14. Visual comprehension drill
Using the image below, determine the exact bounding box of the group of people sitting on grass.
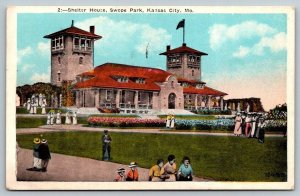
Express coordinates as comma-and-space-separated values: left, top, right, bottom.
46, 110, 77, 125
26, 136, 51, 172
114, 155, 193, 182
234, 111, 267, 143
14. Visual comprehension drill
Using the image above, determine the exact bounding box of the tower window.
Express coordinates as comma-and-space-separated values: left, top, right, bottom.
58, 56, 61, 64
57, 72, 61, 82
52, 36, 64, 50
192, 70, 194, 76
79, 57, 83, 64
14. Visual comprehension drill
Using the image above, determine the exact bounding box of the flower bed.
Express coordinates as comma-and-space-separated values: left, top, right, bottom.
175, 119, 235, 131
88, 117, 166, 127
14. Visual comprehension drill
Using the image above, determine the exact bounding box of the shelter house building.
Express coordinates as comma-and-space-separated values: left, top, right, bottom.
45, 22, 227, 113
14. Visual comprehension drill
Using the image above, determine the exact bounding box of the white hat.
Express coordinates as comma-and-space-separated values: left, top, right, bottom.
129, 162, 137, 168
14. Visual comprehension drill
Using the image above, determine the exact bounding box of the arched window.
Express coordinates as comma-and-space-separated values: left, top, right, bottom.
79, 57, 83, 64
171, 81, 175, 88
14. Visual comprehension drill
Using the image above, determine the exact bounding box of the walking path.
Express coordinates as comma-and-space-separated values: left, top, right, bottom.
17, 148, 209, 182
17, 124, 284, 137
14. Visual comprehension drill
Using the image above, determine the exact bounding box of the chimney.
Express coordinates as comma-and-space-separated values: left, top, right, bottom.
182, 43, 186, 47
90, 26, 95, 34
166, 45, 171, 51
71, 20, 74, 27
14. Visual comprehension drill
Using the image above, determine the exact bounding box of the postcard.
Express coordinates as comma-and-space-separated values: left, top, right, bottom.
6, 6, 295, 190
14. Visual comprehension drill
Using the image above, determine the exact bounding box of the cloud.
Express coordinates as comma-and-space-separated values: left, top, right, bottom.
37, 41, 50, 55
75, 16, 171, 55
232, 32, 287, 57
232, 46, 250, 58
21, 63, 35, 72
17, 46, 33, 63
252, 32, 287, 55
209, 20, 277, 50
30, 72, 50, 83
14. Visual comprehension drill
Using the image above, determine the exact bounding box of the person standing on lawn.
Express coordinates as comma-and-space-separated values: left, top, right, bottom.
114, 168, 126, 182
39, 139, 51, 172
56, 110, 61, 125
245, 113, 252, 137
233, 113, 242, 136
250, 113, 258, 138
163, 154, 177, 181
102, 130, 112, 161
26, 98, 31, 111
126, 162, 139, 181
149, 159, 165, 181
177, 156, 193, 181
41, 99, 46, 114
72, 111, 77, 125
170, 115, 175, 129
258, 117, 266, 143
26, 138, 42, 171
166, 114, 171, 128
65, 111, 71, 124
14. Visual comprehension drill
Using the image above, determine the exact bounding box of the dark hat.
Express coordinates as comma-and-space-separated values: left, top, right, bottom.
117, 168, 125, 173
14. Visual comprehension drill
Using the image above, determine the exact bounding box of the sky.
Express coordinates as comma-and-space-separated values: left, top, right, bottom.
17, 13, 287, 111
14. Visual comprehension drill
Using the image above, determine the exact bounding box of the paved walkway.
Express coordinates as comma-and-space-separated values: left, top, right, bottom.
16, 124, 284, 137
17, 148, 209, 182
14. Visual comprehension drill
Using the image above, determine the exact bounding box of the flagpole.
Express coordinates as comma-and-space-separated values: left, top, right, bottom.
183, 19, 185, 44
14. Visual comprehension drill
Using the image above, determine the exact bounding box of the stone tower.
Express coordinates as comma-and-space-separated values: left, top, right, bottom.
44, 20, 102, 86
160, 43, 208, 81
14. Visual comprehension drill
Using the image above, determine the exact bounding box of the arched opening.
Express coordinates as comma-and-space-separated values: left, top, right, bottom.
168, 93, 176, 109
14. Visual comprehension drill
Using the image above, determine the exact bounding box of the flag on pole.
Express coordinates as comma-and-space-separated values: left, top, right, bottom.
176, 19, 185, 29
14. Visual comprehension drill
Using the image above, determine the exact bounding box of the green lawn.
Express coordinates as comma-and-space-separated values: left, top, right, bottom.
16, 117, 88, 128
17, 131, 287, 182
158, 115, 217, 120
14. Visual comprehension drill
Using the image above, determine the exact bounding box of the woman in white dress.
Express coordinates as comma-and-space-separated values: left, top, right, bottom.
26, 98, 31, 111
72, 111, 77, 125
170, 115, 175, 129
46, 112, 51, 125
250, 114, 258, 138
41, 99, 46, 114
50, 111, 55, 125
233, 113, 242, 136
56, 111, 61, 125
65, 111, 71, 124
29, 99, 34, 114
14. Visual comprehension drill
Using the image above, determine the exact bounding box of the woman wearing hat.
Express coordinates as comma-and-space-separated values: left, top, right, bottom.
233, 113, 242, 136
39, 139, 51, 172
114, 168, 126, 182
177, 156, 193, 181
149, 159, 165, 182
102, 130, 112, 161
126, 162, 139, 181
163, 154, 177, 181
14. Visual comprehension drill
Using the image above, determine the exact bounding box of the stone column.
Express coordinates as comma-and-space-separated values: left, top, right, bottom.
76, 91, 80, 107
134, 90, 139, 109
194, 94, 198, 110
208, 95, 212, 109
220, 96, 224, 111
115, 89, 121, 108
95, 89, 100, 108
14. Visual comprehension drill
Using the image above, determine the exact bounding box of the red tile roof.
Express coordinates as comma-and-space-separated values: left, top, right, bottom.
74, 63, 171, 91
74, 63, 227, 96
183, 86, 227, 96
44, 26, 101, 39
160, 44, 208, 56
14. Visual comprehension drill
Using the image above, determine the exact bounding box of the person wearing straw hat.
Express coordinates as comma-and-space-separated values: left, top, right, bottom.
114, 168, 126, 182
166, 114, 171, 128
39, 138, 51, 172
126, 162, 139, 181
26, 137, 42, 171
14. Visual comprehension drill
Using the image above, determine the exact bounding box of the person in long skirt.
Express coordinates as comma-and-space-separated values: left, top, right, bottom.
149, 159, 165, 181
258, 117, 266, 143
46, 112, 51, 125
170, 115, 175, 129
233, 113, 242, 136
65, 111, 71, 124
33, 99, 38, 114
29, 99, 34, 114
50, 111, 55, 125
26, 98, 31, 111
72, 111, 77, 125
56, 111, 61, 125
255, 117, 264, 138
245, 113, 252, 137
41, 99, 46, 114
166, 114, 171, 128
102, 130, 112, 161
250, 113, 258, 138
163, 154, 177, 181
